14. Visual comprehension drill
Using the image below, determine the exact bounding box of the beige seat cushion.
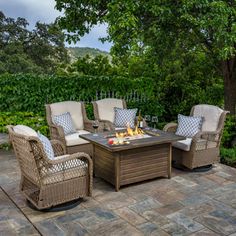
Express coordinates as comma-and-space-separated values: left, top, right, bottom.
193, 105, 223, 132
50, 101, 84, 130
173, 138, 192, 151
13, 125, 38, 137
42, 158, 88, 185
96, 98, 124, 123
65, 130, 90, 146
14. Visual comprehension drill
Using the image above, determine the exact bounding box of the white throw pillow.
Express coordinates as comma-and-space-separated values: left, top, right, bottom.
38, 133, 55, 160
13, 125, 38, 137
176, 114, 203, 137
53, 112, 76, 135
114, 107, 138, 128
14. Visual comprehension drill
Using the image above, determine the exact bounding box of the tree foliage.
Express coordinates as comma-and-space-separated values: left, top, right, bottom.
55, 0, 236, 113
0, 11, 69, 74
57, 54, 115, 76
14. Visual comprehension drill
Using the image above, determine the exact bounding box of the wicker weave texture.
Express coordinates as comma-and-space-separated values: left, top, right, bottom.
7, 125, 93, 210
163, 106, 228, 169
45, 101, 94, 155
92, 99, 127, 131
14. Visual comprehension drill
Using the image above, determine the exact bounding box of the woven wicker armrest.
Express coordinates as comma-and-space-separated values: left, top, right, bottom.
163, 123, 177, 133
84, 120, 105, 132
48, 152, 92, 165
192, 130, 221, 142
49, 124, 65, 139
84, 120, 95, 132
50, 140, 66, 156
99, 120, 115, 131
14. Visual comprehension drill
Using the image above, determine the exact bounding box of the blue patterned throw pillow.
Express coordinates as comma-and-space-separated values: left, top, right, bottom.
114, 108, 138, 128
176, 114, 203, 138
38, 133, 55, 160
53, 112, 76, 135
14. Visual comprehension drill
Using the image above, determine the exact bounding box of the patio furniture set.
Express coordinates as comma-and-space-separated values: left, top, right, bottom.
7, 98, 228, 210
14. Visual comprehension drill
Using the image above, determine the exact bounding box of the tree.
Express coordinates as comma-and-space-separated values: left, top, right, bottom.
0, 11, 69, 74
55, 0, 236, 113
57, 54, 115, 76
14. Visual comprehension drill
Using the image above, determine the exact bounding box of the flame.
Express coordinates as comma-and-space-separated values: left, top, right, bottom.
127, 123, 134, 136
115, 123, 144, 138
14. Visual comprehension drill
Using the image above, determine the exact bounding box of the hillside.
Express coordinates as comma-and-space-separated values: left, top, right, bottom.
67, 47, 110, 61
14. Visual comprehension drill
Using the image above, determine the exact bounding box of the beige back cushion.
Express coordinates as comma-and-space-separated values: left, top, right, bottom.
96, 98, 124, 122
50, 101, 84, 130
13, 125, 38, 137
193, 105, 223, 132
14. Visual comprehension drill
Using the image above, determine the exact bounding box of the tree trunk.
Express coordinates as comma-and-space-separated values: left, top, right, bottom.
222, 58, 236, 114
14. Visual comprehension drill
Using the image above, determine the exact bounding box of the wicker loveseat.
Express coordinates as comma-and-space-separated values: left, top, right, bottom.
46, 101, 93, 155
7, 125, 93, 210
92, 98, 127, 131
164, 104, 228, 169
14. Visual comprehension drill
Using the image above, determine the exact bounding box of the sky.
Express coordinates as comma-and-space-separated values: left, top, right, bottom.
0, 0, 112, 52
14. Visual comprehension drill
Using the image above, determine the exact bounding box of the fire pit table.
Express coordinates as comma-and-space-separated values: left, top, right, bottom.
80, 129, 184, 191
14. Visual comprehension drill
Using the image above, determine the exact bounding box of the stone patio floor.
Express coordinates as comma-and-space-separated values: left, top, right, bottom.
1, 150, 236, 236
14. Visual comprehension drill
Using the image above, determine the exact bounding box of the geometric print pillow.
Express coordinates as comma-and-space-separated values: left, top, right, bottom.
114, 107, 138, 128
52, 112, 76, 135
38, 133, 55, 160
175, 114, 203, 138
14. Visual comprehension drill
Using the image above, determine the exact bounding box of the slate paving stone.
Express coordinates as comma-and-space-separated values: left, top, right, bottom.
161, 221, 191, 236
180, 193, 212, 206
205, 199, 236, 217
35, 219, 65, 236
0, 227, 19, 236
178, 202, 215, 218
2, 150, 236, 236
196, 213, 236, 235
129, 197, 162, 214
155, 202, 184, 216
89, 206, 118, 220
0, 188, 39, 235
88, 218, 143, 236
151, 190, 185, 205
54, 211, 87, 224
189, 228, 221, 235
60, 208, 117, 230
16, 225, 40, 235
205, 173, 230, 185
206, 183, 236, 198
95, 191, 137, 210
61, 222, 90, 236
213, 190, 236, 208
167, 212, 204, 233
209, 210, 236, 225
172, 176, 198, 187
137, 222, 169, 236
21, 206, 66, 223
80, 197, 100, 208
140, 210, 170, 226
186, 176, 219, 192
215, 171, 232, 178
0, 133, 8, 144
114, 207, 147, 225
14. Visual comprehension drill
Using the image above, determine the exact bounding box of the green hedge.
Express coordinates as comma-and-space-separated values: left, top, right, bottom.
0, 112, 48, 135
0, 74, 159, 115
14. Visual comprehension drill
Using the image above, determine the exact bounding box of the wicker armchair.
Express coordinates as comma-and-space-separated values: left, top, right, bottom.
92, 98, 128, 131
163, 105, 228, 169
7, 125, 93, 210
46, 101, 94, 155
